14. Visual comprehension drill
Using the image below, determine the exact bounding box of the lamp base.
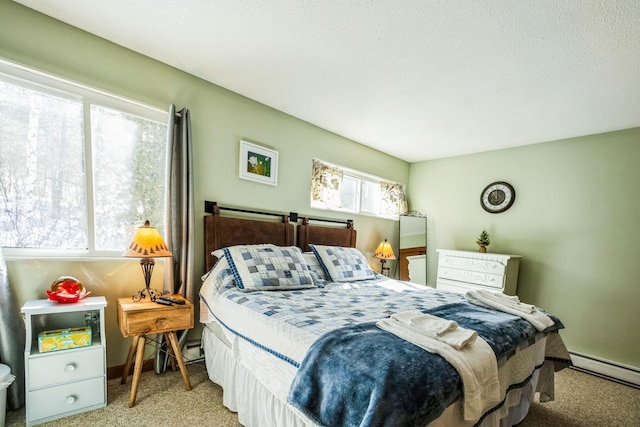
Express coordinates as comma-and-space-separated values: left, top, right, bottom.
132, 286, 163, 302
379, 259, 391, 277
132, 258, 162, 301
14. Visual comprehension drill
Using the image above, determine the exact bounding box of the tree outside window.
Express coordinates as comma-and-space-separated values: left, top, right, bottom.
0, 69, 167, 254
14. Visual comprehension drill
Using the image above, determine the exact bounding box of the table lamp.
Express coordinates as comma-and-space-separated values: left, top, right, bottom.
374, 239, 396, 277
123, 220, 172, 301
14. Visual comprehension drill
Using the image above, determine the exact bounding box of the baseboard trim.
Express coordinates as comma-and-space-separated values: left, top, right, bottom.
107, 358, 155, 381
570, 352, 640, 388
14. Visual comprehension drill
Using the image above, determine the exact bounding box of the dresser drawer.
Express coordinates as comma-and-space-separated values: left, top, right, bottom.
120, 304, 193, 336
28, 376, 105, 422
437, 278, 503, 294
438, 254, 507, 275
438, 266, 505, 289
28, 346, 105, 389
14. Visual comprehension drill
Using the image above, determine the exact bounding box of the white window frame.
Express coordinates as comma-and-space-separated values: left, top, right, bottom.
0, 59, 168, 259
310, 159, 405, 220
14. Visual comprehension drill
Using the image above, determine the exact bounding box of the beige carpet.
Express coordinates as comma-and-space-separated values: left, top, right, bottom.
5, 363, 639, 426
6, 362, 241, 427
519, 368, 640, 427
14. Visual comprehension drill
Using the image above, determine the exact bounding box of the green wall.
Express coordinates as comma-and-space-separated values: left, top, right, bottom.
409, 128, 640, 369
0, 0, 408, 367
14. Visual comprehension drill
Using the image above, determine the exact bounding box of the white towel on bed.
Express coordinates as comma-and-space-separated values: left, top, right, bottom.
377, 318, 501, 421
474, 289, 536, 314
465, 290, 555, 331
391, 310, 458, 335
390, 310, 477, 349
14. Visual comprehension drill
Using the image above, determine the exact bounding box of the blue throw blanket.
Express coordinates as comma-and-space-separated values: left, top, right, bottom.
288, 301, 563, 427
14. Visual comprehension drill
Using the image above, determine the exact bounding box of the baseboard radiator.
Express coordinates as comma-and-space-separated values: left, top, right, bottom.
183, 339, 205, 364
570, 352, 640, 388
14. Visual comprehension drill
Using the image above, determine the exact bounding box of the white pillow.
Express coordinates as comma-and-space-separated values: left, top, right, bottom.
309, 245, 377, 282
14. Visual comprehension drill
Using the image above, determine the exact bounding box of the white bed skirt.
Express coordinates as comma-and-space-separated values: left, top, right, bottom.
202, 324, 552, 427
203, 324, 312, 427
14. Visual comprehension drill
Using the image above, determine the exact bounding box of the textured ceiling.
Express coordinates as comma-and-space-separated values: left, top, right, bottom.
14, 0, 640, 162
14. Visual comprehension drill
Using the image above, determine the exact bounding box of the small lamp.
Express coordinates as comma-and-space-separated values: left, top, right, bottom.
123, 220, 172, 301
374, 239, 396, 277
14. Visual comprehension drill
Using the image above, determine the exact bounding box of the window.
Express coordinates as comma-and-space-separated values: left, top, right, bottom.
0, 61, 168, 256
310, 159, 406, 219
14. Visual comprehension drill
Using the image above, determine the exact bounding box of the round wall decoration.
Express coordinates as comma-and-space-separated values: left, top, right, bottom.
480, 181, 515, 213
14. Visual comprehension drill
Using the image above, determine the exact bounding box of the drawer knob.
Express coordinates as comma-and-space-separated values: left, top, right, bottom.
65, 395, 77, 404
156, 318, 166, 324
64, 363, 76, 372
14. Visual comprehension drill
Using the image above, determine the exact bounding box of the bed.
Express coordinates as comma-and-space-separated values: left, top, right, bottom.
198, 202, 571, 427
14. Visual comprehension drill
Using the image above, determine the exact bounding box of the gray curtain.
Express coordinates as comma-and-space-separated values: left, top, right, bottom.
0, 248, 25, 409
155, 105, 195, 374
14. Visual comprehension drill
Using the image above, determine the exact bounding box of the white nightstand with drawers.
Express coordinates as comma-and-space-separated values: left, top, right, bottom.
21, 296, 107, 426
436, 249, 522, 295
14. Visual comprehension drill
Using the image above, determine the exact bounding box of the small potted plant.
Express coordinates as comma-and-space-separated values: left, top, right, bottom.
476, 229, 490, 253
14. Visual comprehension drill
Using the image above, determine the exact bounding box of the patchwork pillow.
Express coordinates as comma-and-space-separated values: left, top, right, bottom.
201, 255, 235, 292
199, 256, 236, 323
309, 245, 377, 282
212, 244, 275, 260
211, 248, 225, 260
303, 252, 328, 285
223, 245, 315, 292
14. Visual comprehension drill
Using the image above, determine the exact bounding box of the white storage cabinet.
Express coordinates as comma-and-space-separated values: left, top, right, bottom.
22, 296, 107, 426
436, 249, 522, 295
406, 254, 427, 285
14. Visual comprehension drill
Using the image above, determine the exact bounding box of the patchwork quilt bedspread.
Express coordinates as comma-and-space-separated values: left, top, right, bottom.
199, 258, 567, 426
200, 260, 479, 365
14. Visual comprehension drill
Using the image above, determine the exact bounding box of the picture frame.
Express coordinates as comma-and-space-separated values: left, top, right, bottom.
239, 140, 279, 186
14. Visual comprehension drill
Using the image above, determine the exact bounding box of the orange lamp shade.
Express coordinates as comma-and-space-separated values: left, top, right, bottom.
374, 239, 396, 260
123, 220, 172, 258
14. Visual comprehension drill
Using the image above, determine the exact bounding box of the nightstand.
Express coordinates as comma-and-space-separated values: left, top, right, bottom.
117, 295, 194, 407
22, 296, 107, 426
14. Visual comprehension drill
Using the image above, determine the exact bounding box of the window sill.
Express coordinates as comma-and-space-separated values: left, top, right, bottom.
2, 251, 169, 263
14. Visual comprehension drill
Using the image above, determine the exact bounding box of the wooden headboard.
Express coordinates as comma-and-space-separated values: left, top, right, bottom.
203, 201, 357, 272
296, 217, 357, 252
204, 202, 294, 272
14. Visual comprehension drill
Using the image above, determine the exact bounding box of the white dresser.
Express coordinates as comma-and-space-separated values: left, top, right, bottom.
436, 249, 522, 295
22, 296, 107, 426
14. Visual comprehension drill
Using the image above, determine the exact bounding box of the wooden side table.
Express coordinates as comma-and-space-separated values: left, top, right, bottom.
117, 295, 194, 407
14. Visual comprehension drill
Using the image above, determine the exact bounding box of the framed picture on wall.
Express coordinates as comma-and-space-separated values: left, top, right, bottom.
239, 140, 279, 186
